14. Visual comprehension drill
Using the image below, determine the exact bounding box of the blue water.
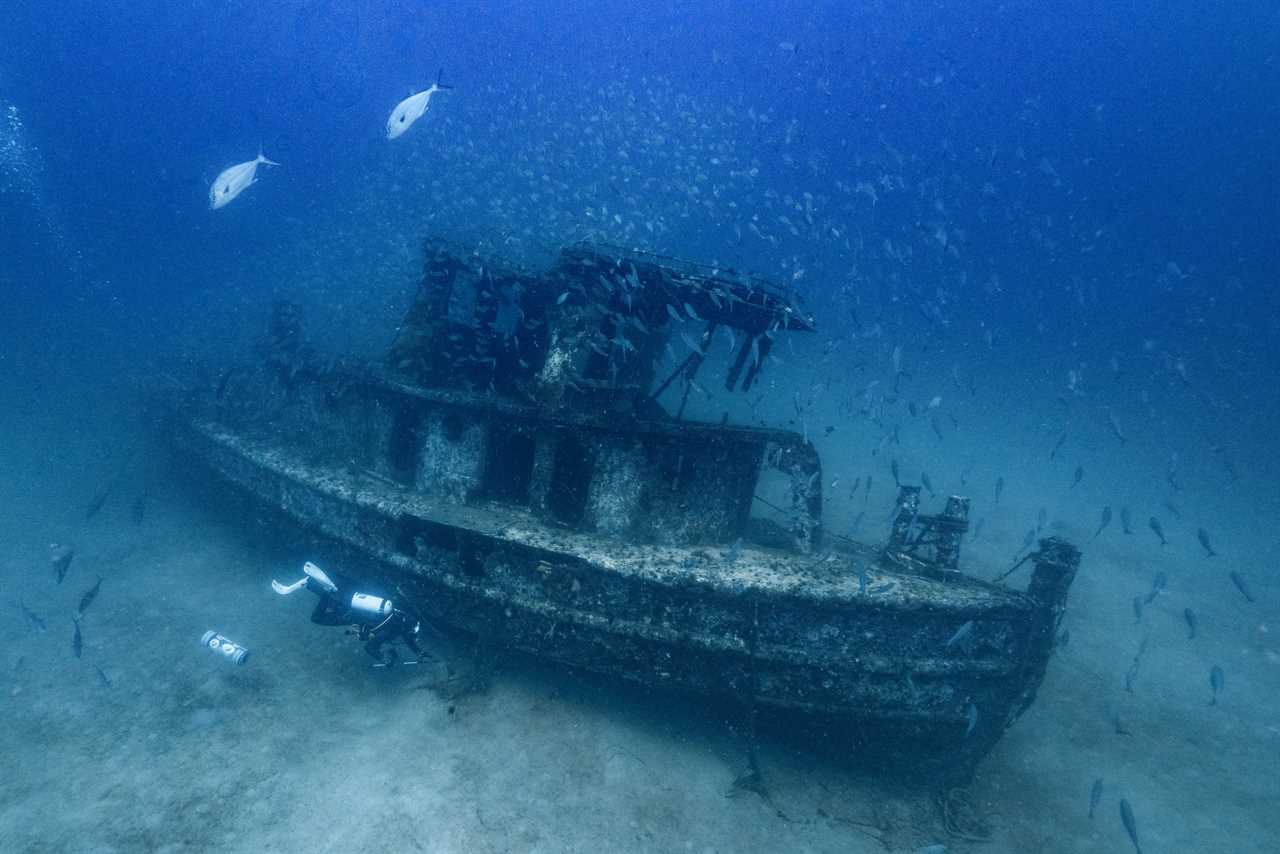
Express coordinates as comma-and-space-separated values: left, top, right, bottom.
2, 2, 1278, 852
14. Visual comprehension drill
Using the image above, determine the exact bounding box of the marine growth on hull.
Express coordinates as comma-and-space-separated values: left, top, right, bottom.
180, 238, 1081, 780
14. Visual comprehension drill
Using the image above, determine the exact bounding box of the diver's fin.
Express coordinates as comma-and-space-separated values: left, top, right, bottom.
271, 577, 308, 595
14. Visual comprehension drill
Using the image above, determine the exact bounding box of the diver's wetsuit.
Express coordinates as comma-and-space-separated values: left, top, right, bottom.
306, 569, 422, 664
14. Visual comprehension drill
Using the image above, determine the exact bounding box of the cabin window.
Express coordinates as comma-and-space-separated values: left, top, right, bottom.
482, 428, 536, 503
547, 436, 594, 527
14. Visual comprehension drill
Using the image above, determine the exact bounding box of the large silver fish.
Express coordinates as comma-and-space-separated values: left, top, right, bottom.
386, 77, 451, 140
209, 152, 279, 210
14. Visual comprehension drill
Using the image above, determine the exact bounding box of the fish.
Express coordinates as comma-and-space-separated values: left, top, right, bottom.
890, 459, 900, 487
71, 616, 82, 659
1143, 571, 1167, 604
963, 703, 978, 738
1093, 505, 1112, 538
1162, 498, 1183, 520
1056, 627, 1070, 649
1049, 430, 1067, 459
386, 73, 451, 140
1209, 665, 1224, 705
85, 480, 113, 519
1229, 571, 1254, 603
1197, 528, 1217, 557
94, 665, 112, 689
215, 366, 236, 398
1089, 778, 1103, 819
77, 576, 103, 617
1147, 516, 1166, 546
1120, 506, 1134, 535
972, 518, 985, 539
1132, 596, 1143, 624
1107, 410, 1128, 445
17, 599, 47, 633
50, 543, 74, 585
1036, 507, 1047, 532
930, 415, 943, 441
209, 152, 279, 209
865, 476, 872, 501
921, 472, 935, 496
1071, 465, 1084, 488
945, 620, 974, 650
1119, 799, 1142, 854
994, 476, 1004, 504
724, 538, 743, 563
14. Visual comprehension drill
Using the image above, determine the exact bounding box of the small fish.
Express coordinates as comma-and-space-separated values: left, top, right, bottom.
1197, 528, 1217, 557
1056, 627, 1070, 649
1094, 505, 1112, 539
1071, 465, 1084, 488
94, 665, 112, 689
724, 538, 743, 563
85, 480, 113, 519
1107, 410, 1128, 445
209, 152, 280, 209
1036, 507, 1047, 532
1209, 665, 1224, 705
1089, 778, 1103, 819
963, 703, 978, 738
17, 599, 47, 633
1143, 571, 1167, 604
683, 302, 701, 321
214, 366, 236, 398
1132, 596, 1143, 624
386, 73, 451, 140
1229, 571, 1254, 603
1183, 607, 1198, 639
945, 620, 974, 650
1120, 506, 1134, 535
50, 543, 74, 585
921, 472, 935, 496
930, 415, 944, 441
1147, 516, 1166, 546
1162, 498, 1183, 520
77, 576, 103, 617
1049, 430, 1068, 459
994, 476, 1004, 504
71, 616, 82, 659
665, 303, 683, 322
891, 459, 900, 487
972, 518, 985, 538
1020, 528, 1036, 553
1119, 799, 1142, 854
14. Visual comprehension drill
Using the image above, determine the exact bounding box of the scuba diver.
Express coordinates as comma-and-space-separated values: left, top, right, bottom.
272, 561, 425, 666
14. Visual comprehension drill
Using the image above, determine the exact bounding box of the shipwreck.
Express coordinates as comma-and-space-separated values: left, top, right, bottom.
174, 238, 1080, 779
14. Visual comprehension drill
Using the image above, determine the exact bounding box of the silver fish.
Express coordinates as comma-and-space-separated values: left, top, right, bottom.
1089, 778, 1103, 819
1209, 665, 1224, 705
1119, 799, 1142, 854
386, 82, 449, 140
1120, 506, 1134, 535
1229, 571, 1254, 603
1183, 608, 1198, 639
1093, 505, 1112, 539
1197, 528, 1217, 557
1147, 516, 1166, 546
209, 152, 279, 210
945, 620, 974, 650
